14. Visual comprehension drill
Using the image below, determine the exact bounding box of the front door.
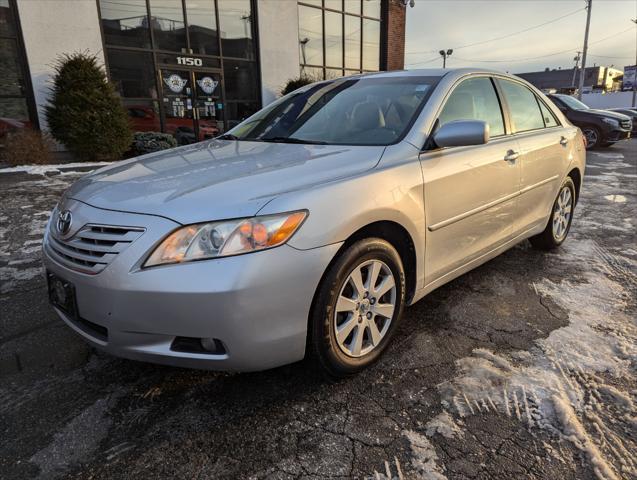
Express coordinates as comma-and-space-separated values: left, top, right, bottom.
159, 69, 224, 144
420, 76, 521, 285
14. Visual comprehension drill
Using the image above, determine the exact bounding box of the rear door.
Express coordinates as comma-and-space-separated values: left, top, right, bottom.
496, 79, 574, 235
420, 76, 521, 284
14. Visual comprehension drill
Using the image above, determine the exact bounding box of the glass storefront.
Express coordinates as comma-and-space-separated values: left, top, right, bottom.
0, 0, 36, 136
98, 0, 261, 144
298, 0, 381, 80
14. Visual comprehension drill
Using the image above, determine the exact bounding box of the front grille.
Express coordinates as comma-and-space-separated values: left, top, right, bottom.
46, 224, 144, 274
620, 120, 631, 130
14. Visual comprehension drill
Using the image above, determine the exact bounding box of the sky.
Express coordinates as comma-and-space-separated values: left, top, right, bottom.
405, 0, 636, 73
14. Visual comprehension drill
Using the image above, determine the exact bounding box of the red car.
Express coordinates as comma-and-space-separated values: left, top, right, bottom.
127, 106, 219, 144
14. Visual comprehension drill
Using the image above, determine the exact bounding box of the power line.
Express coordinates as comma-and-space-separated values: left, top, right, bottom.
415, 26, 635, 65
405, 6, 585, 56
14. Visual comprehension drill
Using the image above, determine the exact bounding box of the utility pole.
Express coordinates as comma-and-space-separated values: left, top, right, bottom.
577, 0, 592, 100
439, 49, 453, 68
571, 52, 581, 88
631, 18, 637, 107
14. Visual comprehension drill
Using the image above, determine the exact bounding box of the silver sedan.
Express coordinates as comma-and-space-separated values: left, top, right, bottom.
43, 68, 586, 376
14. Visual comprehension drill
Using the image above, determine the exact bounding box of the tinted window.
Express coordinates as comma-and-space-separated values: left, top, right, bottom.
99, 0, 151, 48
186, 0, 219, 56
218, 0, 254, 59
223, 60, 258, 100
229, 76, 439, 146
499, 80, 545, 132
362, 18, 380, 71
299, 5, 323, 66
149, 0, 187, 52
344, 15, 361, 70
438, 77, 505, 137
538, 101, 559, 128
107, 50, 158, 98
325, 10, 343, 68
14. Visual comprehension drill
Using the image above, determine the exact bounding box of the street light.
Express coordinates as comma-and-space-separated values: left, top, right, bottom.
439, 49, 453, 68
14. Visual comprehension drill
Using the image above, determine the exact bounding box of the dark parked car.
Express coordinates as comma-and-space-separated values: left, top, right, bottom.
547, 94, 631, 149
608, 108, 637, 134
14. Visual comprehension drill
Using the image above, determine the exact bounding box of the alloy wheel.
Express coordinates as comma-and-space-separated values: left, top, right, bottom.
552, 186, 573, 241
333, 260, 397, 358
582, 128, 598, 148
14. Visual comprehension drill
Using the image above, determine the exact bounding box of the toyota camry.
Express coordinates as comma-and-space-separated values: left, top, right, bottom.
43, 68, 586, 376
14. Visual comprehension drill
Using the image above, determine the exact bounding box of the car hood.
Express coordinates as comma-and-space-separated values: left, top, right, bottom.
583, 109, 631, 121
66, 140, 385, 225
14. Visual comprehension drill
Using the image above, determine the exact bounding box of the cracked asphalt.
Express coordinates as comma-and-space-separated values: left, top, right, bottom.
1, 140, 635, 479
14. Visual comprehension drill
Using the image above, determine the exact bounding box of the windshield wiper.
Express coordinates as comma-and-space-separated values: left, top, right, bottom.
217, 133, 239, 140
260, 136, 327, 145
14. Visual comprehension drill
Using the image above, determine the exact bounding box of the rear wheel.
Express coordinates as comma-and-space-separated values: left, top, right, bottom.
581, 126, 601, 150
530, 177, 576, 250
309, 238, 405, 377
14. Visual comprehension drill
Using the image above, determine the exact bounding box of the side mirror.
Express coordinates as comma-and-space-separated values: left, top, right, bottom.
432, 120, 489, 148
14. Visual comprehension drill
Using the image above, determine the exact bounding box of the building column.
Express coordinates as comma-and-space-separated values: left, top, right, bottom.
381, 0, 406, 71
256, 0, 301, 106
15, 0, 105, 131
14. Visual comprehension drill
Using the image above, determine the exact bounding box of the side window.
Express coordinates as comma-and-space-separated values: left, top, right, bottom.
499, 80, 545, 132
538, 100, 559, 128
438, 77, 505, 137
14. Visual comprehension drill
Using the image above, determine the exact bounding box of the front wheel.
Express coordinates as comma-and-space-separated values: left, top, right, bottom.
529, 177, 576, 250
309, 238, 405, 377
581, 126, 601, 150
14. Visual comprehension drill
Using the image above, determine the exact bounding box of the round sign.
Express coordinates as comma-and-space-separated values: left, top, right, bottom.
197, 76, 219, 95
163, 74, 188, 94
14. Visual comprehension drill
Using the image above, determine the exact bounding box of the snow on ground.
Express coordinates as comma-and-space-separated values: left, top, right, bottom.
433, 237, 636, 480
0, 162, 112, 175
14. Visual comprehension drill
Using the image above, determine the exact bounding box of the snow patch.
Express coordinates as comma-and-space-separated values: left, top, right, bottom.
603, 194, 627, 203
435, 239, 637, 480
402, 430, 448, 480
425, 411, 463, 439
0, 161, 112, 175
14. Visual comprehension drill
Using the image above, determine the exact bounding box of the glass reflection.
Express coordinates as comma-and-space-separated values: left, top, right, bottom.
344, 14, 360, 70
99, 0, 150, 48
186, 0, 219, 56
299, 5, 323, 66
218, 0, 254, 59
149, 0, 187, 52
325, 11, 343, 68
362, 18, 379, 70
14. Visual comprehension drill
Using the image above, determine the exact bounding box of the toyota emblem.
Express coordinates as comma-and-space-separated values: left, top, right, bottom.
56, 210, 72, 236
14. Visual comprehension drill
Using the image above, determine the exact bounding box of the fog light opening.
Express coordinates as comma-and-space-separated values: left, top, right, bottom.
170, 336, 226, 355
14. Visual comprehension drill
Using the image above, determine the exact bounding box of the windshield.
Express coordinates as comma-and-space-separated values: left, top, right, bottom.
226, 76, 440, 146
555, 95, 589, 110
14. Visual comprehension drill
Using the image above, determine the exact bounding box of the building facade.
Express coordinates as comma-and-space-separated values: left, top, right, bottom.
1, 0, 406, 143
517, 66, 624, 94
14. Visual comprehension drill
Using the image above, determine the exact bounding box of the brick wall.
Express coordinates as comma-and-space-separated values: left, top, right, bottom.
382, 0, 406, 71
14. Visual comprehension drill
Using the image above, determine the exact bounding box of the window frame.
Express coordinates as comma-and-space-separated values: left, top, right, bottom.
95, 0, 262, 132
494, 77, 560, 134
298, 0, 381, 80
0, 0, 38, 128
426, 74, 509, 151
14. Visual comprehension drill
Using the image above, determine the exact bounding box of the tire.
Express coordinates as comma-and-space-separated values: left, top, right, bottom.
529, 177, 576, 251
309, 238, 406, 377
581, 126, 601, 150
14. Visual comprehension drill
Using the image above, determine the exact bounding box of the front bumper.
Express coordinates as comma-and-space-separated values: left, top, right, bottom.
43, 200, 341, 371
605, 128, 631, 143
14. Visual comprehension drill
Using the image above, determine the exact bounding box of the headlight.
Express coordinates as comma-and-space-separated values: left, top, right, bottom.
144, 211, 307, 267
602, 118, 619, 128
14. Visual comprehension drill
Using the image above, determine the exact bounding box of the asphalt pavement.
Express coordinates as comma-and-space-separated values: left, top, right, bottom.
1, 140, 635, 480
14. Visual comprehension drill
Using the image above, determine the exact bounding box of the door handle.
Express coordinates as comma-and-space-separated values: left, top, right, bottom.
504, 150, 519, 162
560, 136, 569, 146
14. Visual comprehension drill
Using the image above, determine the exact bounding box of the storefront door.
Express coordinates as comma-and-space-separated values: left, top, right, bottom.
159, 68, 224, 144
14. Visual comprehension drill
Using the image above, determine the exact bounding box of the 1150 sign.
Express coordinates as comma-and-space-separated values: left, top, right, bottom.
177, 56, 203, 67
